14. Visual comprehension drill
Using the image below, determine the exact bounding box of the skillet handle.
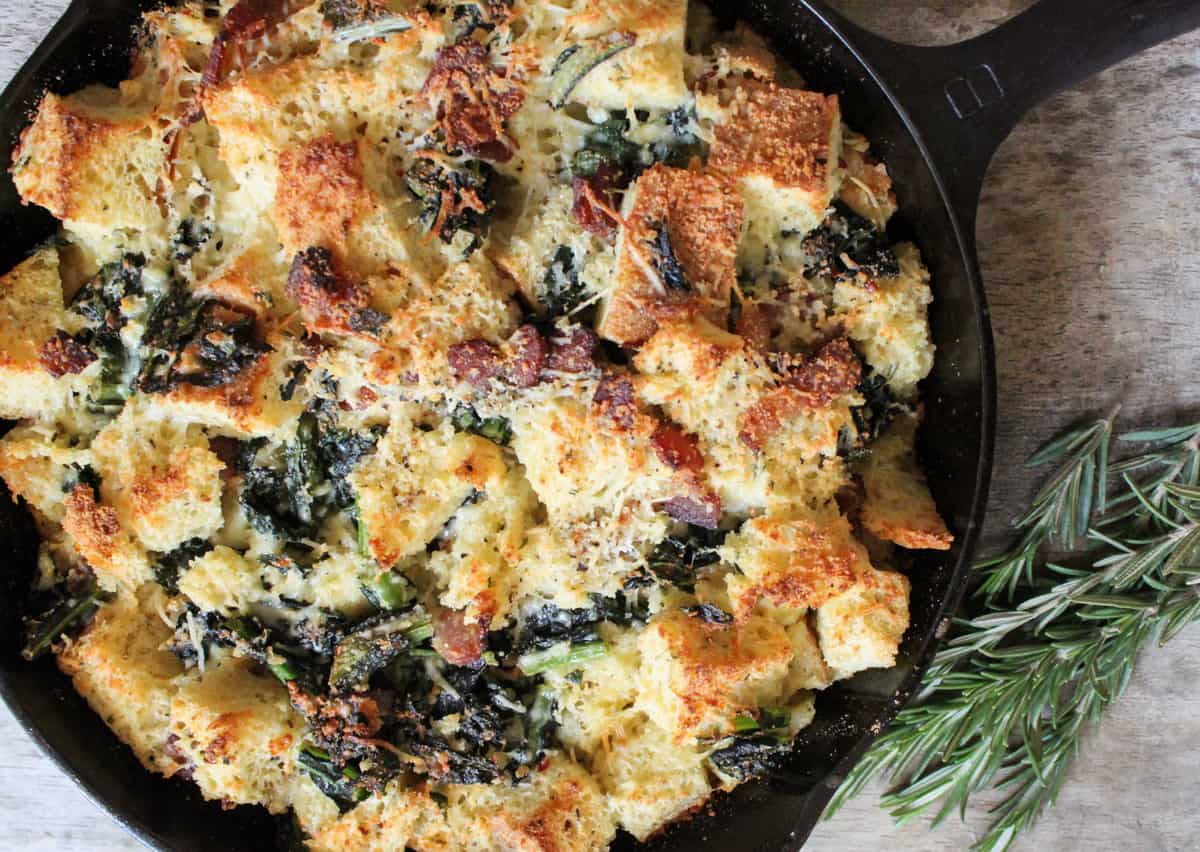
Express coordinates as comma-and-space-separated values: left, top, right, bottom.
817, 0, 1200, 226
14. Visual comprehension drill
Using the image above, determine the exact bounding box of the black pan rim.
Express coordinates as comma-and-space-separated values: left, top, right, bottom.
0, 0, 997, 847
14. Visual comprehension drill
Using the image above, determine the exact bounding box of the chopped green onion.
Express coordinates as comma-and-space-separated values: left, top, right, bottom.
301, 743, 332, 761
270, 661, 297, 683
363, 570, 412, 610
355, 493, 370, 559
21, 588, 110, 661
517, 640, 607, 675
733, 714, 760, 734
404, 621, 435, 644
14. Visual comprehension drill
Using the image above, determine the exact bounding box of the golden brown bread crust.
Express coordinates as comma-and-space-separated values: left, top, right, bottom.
61, 484, 150, 591
861, 413, 954, 551
707, 79, 840, 197
273, 136, 372, 263
601, 164, 743, 346
722, 510, 861, 621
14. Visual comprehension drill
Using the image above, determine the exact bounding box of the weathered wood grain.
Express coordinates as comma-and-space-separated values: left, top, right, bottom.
1, 1, 1199, 850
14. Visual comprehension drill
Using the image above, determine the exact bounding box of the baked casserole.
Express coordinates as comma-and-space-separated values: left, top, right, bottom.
0, 0, 952, 847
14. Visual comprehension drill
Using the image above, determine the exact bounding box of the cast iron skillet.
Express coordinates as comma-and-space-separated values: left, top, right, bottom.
0, 0, 1198, 849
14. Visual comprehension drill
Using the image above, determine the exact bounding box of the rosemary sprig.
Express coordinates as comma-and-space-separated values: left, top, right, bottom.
824, 415, 1200, 851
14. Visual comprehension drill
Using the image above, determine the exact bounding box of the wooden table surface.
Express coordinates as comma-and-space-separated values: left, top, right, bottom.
2, 1, 1199, 849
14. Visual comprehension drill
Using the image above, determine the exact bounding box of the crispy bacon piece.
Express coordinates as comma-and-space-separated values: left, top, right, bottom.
651, 422, 705, 472
572, 162, 624, 237
186, 0, 308, 123
422, 40, 524, 161
592, 374, 637, 429
500, 324, 547, 388
545, 325, 599, 374
39, 331, 96, 377
650, 419, 721, 528
739, 337, 862, 451
431, 608, 487, 667
659, 491, 721, 530
448, 323, 547, 390
447, 339, 504, 389
777, 336, 861, 401
287, 247, 385, 337
735, 302, 773, 352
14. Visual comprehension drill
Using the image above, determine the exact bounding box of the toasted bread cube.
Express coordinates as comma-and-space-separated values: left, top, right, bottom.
56, 586, 184, 775
541, 624, 643, 753
286, 775, 343, 845
634, 318, 852, 513
509, 393, 672, 546
177, 545, 263, 614
90, 402, 225, 553
816, 564, 910, 679
513, 525, 631, 611
593, 714, 712, 841
272, 133, 363, 255
442, 753, 617, 851
350, 412, 506, 566
599, 164, 743, 346
201, 58, 365, 212
168, 655, 305, 812
784, 616, 833, 693
0, 420, 92, 522
11, 91, 167, 231
550, 0, 688, 111
62, 483, 152, 592
720, 508, 863, 621
179, 543, 376, 617
636, 608, 793, 742
860, 413, 953, 551
0, 247, 94, 419
833, 243, 935, 399
426, 459, 540, 628
272, 135, 421, 278
202, 35, 435, 213
706, 79, 841, 244
306, 783, 446, 852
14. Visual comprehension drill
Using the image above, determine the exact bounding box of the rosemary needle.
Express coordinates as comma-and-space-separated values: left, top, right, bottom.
824, 414, 1200, 852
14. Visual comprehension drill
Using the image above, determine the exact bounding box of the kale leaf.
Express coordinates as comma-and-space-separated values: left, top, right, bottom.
405, 157, 497, 253
450, 403, 512, 446
708, 734, 792, 783
152, 538, 213, 594
643, 528, 725, 592
237, 412, 380, 539
541, 244, 588, 318
138, 280, 270, 394
69, 253, 147, 408
647, 221, 691, 292
802, 201, 899, 283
